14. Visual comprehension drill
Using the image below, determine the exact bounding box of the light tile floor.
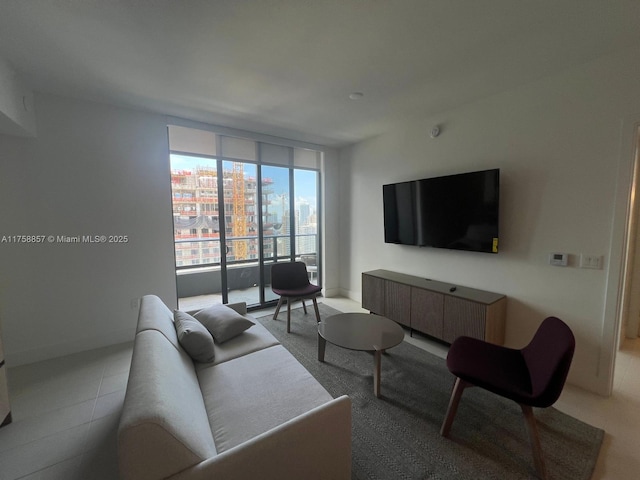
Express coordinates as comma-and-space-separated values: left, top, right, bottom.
0, 342, 132, 479
1, 296, 639, 479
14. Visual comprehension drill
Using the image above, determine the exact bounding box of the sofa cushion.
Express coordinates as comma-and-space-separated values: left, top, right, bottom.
197, 345, 334, 453
194, 304, 255, 343
174, 310, 215, 363
118, 330, 216, 480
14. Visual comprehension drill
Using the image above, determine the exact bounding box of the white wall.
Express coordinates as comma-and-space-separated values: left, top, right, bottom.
321, 147, 341, 298
0, 57, 35, 137
337, 45, 640, 395
0, 94, 177, 365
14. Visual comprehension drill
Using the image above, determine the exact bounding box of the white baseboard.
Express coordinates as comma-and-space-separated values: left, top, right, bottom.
323, 288, 341, 297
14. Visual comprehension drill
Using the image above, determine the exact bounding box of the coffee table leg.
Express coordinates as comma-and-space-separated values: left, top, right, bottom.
374, 349, 382, 397
318, 333, 326, 362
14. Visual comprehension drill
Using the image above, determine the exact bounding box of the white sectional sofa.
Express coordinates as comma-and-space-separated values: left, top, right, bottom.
117, 295, 352, 480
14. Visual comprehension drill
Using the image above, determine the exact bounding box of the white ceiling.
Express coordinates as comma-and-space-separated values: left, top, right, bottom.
1, 1, 638, 147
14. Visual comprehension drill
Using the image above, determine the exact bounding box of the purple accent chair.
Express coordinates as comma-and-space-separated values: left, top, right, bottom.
440, 316, 575, 480
271, 261, 322, 333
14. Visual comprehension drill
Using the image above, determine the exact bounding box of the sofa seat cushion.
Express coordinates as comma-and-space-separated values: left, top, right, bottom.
197, 345, 333, 453
195, 319, 279, 367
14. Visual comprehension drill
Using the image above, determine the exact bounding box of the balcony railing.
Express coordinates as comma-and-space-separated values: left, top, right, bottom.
175, 233, 317, 270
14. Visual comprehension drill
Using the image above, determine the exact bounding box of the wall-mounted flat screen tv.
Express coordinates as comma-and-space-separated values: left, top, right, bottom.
383, 168, 500, 253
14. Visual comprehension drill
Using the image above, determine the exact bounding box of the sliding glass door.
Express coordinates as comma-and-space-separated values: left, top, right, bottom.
171, 154, 224, 310
168, 126, 321, 311
221, 160, 261, 305
294, 169, 320, 286
261, 165, 292, 304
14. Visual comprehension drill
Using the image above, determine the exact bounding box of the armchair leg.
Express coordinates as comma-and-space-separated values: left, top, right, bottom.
312, 297, 321, 323
286, 299, 292, 333
521, 404, 548, 480
440, 377, 469, 437
273, 297, 284, 320
301, 299, 308, 314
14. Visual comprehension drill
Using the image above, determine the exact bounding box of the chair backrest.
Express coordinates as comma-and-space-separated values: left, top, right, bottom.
521, 316, 575, 407
271, 261, 311, 290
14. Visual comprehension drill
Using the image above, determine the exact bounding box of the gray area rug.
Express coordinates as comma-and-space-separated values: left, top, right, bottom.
256, 303, 604, 480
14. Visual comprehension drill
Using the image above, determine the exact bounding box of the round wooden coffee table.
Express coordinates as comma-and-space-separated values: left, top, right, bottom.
317, 312, 405, 397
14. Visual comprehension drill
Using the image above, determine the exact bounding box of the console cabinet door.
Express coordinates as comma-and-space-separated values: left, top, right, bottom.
384, 281, 411, 327
443, 296, 486, 343
411, 288, 444, 338
362, 274, 385, 315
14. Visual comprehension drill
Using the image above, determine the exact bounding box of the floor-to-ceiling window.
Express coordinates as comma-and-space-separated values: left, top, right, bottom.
167, 125, 322, 310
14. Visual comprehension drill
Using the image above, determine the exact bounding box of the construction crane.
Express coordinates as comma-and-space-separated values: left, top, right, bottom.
232, 162, 248, 260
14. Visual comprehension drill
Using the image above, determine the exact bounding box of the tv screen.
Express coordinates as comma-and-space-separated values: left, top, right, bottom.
383, 169, 499, 253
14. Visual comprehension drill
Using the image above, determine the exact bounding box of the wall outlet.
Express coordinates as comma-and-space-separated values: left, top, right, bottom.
130, 298, 140, 310
579, 254, 603, 269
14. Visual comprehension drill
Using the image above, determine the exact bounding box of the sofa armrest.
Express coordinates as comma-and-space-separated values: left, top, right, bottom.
168, 395, 351, 480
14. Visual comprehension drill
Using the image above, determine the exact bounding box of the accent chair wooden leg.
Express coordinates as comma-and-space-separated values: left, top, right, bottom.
273, 297, 284, 320
520, 404, 548, 480
312, 297, 321, 323
302, 298, 308, 314
440, 377, 468, 437
286, 298, 292, 333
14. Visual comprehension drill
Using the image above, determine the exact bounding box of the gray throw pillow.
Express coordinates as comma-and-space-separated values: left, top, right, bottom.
194, 304, 255, 343
173, 310, 215, 363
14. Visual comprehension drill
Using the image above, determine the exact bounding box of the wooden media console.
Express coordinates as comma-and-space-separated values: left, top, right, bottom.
362, 269, 506, 345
